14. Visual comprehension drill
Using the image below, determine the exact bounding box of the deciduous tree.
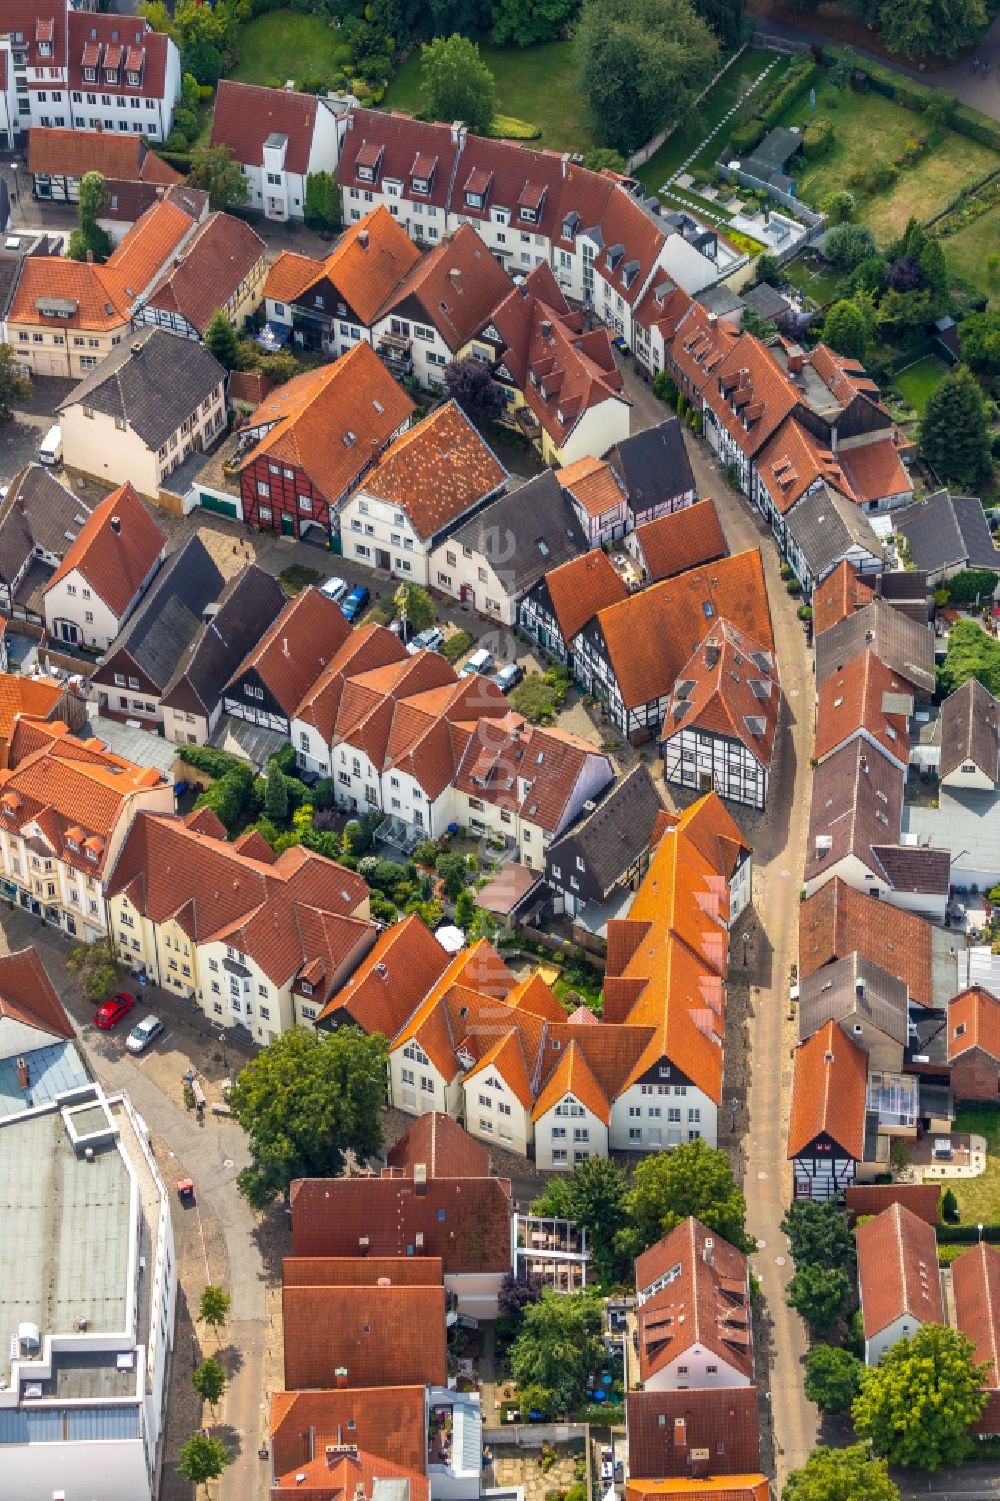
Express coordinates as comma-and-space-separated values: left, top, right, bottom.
823, 223, 877, 271
509, 1289, 604, 1415
785, 1263, 851, 1334
780, 1200, 855, 1271
420, 35, 495, 136
192, 1356, 227, 1414
822, 299, 869, 359
959, 309, 1000, 374
803, 1342, 864, 1412
68, 171, 113, 263
67, 935, 119, 1001
782, 1444, 899, 1501
177, 1432, 233, 1491
304, 171, 341, 231
187, 143, 251, 211
532, 1156, 629, 1284
0, 344, 31, 421
198, 1285, 231, 1336
616, 1139, 750, 1257
852, 1324, 988, 1469
443, 356, 504, 428
492, 0, 581, 47
204, 309, 239, 371
920, 364, 993, 490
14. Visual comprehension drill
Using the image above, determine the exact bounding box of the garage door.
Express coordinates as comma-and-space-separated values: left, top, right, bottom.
34, 352, 67, 377
199, 492, 238, 520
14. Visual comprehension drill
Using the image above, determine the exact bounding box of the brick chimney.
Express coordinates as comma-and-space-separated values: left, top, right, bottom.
414, 1162, 427, 1196
16, 1056, 29, 1090
335, 1367, 348, 1389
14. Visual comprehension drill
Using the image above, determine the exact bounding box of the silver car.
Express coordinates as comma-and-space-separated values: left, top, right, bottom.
125, 1014, 163, 1055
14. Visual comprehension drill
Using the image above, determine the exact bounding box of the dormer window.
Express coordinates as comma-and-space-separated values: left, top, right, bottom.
411, 176, 429, 195
466, 191, 482, 209
520, 207, 537, 224
358, 166, 374, 183
39, 41, 51, 56
86, 848, 98, 863
106, 69, 118, 84
300, 981, 313, 996
127, 69, 140, 85
84, 67, 95, 81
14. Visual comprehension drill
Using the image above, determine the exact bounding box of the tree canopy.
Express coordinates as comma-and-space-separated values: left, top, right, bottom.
304, 172, 341, 232
443, 355, 505, 427
939, 619, 1000, 697
822, 299, 869, 360
228, 1027, 387, 1206
782, 1444, 899, 1501
187, 143, 251, 211
780, 1200, 855, 1272
420, 35, 495, 135
786, 1262, 852, 1335
575, 0, 718, 155
617, 1139, 750, 1257
874, 0, 986, 59
920, 364, 994, 491
852, 1324, 988, 1469
492, 0, 580, 46
803, 1342, 864, 1412
177, 1431, 233, 1488
192, 1356, 227, 1412
959, 309, 1000, 374
68, 171, 113, 264
204, 309, 239, 371
532, 1156, 630, 1284
0, 344, 31, 422
509, 1288, 605, 1415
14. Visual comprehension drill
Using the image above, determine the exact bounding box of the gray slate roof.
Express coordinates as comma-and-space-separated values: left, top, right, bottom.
895, 490, 1000, 576
784, 482, 886, 579
605, 418, 695, 517
160, 563, 287, 719
58, 326, 225, 451
799, 952, 910, 1047
545, 763, 663, 897
447, 472, 587, 597
95, 535, 224, 693
815, 600, 935, 695
0, 465, 90, 586
939, 677, 1000, 782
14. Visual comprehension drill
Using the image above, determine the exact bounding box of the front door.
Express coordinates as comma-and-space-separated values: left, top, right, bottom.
376, 548, 390, 570
461, 584, 475, 608
58, 621, 79, 645
281, 513, 295, 538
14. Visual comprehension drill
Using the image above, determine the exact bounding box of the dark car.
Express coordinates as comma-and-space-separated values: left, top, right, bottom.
94, 992, 136, 1030
492, 663, 524, 694
341, 585, 370, 622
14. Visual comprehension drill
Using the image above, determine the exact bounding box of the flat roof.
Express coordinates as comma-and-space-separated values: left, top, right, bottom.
903, 786, 1000, 876
0, 1037, 87, 1118
86, 715, 181, 777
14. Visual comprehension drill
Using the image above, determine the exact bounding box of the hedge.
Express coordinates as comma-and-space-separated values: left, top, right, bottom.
823, 47, 1000, 153
802, 117, 834, 159
730, 118, 766, 156
936, 1223, 1000, 1243
178, 745, 249, 780
490, 113, 541, 141
758, 57, 818, 131
155, 148, 194, 172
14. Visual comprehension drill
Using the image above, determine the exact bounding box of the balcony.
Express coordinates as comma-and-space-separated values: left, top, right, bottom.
376, 332, 414, 376
515, 407, 542, 440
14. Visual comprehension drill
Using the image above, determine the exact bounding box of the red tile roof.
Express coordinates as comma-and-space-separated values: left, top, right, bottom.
0, 945, 74, 1041
272, 1437, 430, 1501
237, 343, 415, 506
633, 500, 727, 582
844, 1184, 942, 1226
543, 548, 628, 644
103, 198, 197, 302
556, 456, 626, 522
228, 586, 352, 718
668, 305, 740, 399
317, 915, 451, 1034
0, 673, 65, 757
361, 401, 506, 540
44, 481, 164, 618
662, 620, 778, 769
270, 1387, 428, 1480
142, 210, 266, 336
4, 2, 67, 70
626, 1389, 761, 1480
283, 1256, 444, 1287
634, 1217, 752, 1385
787, 1020, 867, 1160
212, 79, 342, 176
857, 1203, 943, 1341
952, 1243, 1000, 1406
756, 417, 855, 514
67, 15, 169, 99
8, 255, 132, 333
228, 370, 275, 409
283, 1282, 447, 1390
703, 334, 800, 460
814, 650, 912, 766
811, 560, 876, 637
339, 112, 461, 214
838, 437, 913, 507
376, 222, 514, 352
27, 127, 182, 185
948, 986, 1000, 1064
450, 133, 566, 244
386, 1110, 491, 1179
798, 878, 936, 1006
626, 1481, 768, 1501
265, 207, 420, 327
452, 712, 608, 834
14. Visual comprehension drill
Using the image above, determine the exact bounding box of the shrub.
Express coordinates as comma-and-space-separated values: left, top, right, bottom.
490, 114, 541, 140
941, 1187, 960, 1223
802, 116, 834, 159
730, 117, 765, 155
442, 630, 474, 664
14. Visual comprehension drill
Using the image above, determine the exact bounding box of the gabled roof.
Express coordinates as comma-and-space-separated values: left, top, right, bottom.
798, 878, 937, 1007
211, 79, 341, 176
338, 111, 462, 214
805, 740, 904, 886
857, 1203, 943, 1340
531, 1038, 611, 1124
264, 206, 421, 327
662, 620, 778, 770
26, 126, 182, 186
0, 465, 90, 587
556, 456, 626, 522
605, 418, 695, 517
814, 651, 912, 767
43, 481, 164, 617
590, 549, 773, 712
542, 547, 628, 644
446, 470, 588, 597
756, 418, 855, 515
787, 1020, 867, 1159
948, 986, 1000, 1064
282, 1281, 447, 1391
546, 763, 663, 900
236, 343, 415, 505
625, 1479, 768, 1501
845, 1183, 946, 1226
8, 254, 133, 333
386, 1109, 491, 1179
227, 587, 352, 718
783, 481, 886, 577
160, 564, 287, 720
634, 1217, 752, 1385
668, 303, 740, 397
272, 1436, 430, 1501
293, 624, 408, 745
952, 1243, 1000, 1393
449, 132, 566, 244
270, 1387, 427, 1480
59, 325, 225, 452
940, 677, 1000, 782
376, 221, 513, 350
66, 14, 171, 99
0, 946, 74, 1042
283, 1256, 445, 1287
0, 673, 65, 763
838, 437, 913, 508
626, 1389, 761, 1480
141, 210, 266, 336
451, 711, 610, 834
359, 401, 506, 540
632, 500, 727, 583
702, 333, 800, 460
317, 914, 451, 1035
811, 560, 875, 636
814, 601, 935, 696
671, 793, 751, 881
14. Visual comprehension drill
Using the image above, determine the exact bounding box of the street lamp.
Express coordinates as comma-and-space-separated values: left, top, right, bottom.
979, 1223, 985, 1243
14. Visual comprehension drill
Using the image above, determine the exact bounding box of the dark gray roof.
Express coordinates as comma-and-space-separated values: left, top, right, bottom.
741, 283, 792, 322
604, 418, 695, 517
96, 535, 224, 693
447, 472, 587, 597
799, 952, 909, 1046
784, 483, 885, 578
895, 490, 1000, 575
815, 600, 935, 695
870, 844, 951, 895
694, 284, 743, 318
160, 563, 287, 719
742, 126, 802, 176
545, 763, 663, 896
0, 466, 91, 586
939, 677, 1000, 782
58, 326, 225, 451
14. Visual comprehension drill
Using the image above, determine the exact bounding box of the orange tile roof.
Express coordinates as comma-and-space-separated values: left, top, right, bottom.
671, 789, 751, 882
0, 673, 64, 753
668, 304, 740, 397
811, 560, 875, 636
634, 1217, 752, 1386
556, 456, 626, 521
103, 197, 196, 301
531, 1038, 611, 1124
238, 343, 415, 506
230, 586, 353, 717
593, 549, 773, 712
0, 945, 74, 1041
143, 210, 266, 336
294, 624, 408, 743
267, 206, 420, 327
815, 650, 911, 766
633, 277, 695, 345
952, 1243, 1000, 1391
385, 1110, 491, 1178
662, 620, 778, 769
626, 1480, 768, 1501
282, 1283, 447, 1390
838, 437, 913, 506
360, 401, 506, 540
316, 914, 451, 1032
948, 986, 1000, 1064
375, 221, 513, 351
272, 1438, 430, 1500
756, 417, 856, 514
452, 712, 608, 834
264, 249, 323, 305
798, 877, 935, 1006
44, 481, 164, 618
8, 255, 132, 333
26, 126, 182, 185
283, 1256, 444, 1287
857, 1203, 943, 1340
463, 1027, 535, 1108
543, 548, 628, 644
787, 1020, 867, 1160
633, 500, 727, 582
845, 1184, 942, 1226
504, 971, 566, 1024
703, 334, 800, 460
270, 1387, 428, 1480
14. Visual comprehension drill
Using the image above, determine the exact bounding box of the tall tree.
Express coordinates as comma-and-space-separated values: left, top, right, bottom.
616, 1139, 750, 1257
68, 171, 113, 263
192, 1356, 227, 1415
420, 35, 495, 137
187, 143, 251, 212
852, 1324, 988, 1469
0, 344, 31, 421
198, 1285, 231, 1337
786, 1263, 852, 1335
780, 1200, 855, 1272
492, 0, 581, 45
532, 1156, 630, 1284
177, 1432, 233, 1491
875, 0, 986, 59
959, 309, 1000, 374
443, 356, 504, 427
228, 1027, 387, 1206
824, 223, 877, 271
304, 172, 341, 231
782, 1444, 899, 1501
803, 1342, 864, 1412
263, 757, 290, 824
509, 1289, 604, 1415
575, 0, 718, 155
821, 299, 869, 360
690, 0, 743, 48
920, 364, 993, 491
204, 309, 239, 371
394, 582, 435, 635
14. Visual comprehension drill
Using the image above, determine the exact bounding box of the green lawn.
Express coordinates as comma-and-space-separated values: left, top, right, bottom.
633, 47, 786, 196
383, 41, 594, 155
939, 1107, 1000, 1224
892, 355, 949, 417
943, 201, 1000, 307
774, 87, 998, 244
228, 11, 344, 88
782, 250, 847, 308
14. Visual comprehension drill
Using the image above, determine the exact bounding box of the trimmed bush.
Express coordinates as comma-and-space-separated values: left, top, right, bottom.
730, 117, 765, 156
758, 58, 818, 131
802, 116, 834, 159
490, 114, 541, 140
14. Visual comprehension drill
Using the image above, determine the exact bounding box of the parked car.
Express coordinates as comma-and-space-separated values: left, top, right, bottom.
460, 647, 494, 678
320, 575, 348, 602
125, 1014, 164, 1055
94, 992, 135, 1030
492, 662, 524, 694
341, 585, 370, 622
407, 626, 445, 655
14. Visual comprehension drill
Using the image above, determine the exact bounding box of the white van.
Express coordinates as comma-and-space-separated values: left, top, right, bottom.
38, 425, 62, 466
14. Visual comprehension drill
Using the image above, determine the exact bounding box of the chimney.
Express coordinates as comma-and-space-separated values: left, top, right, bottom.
414, 1162, 428, 1196
787, 347, 804, 375
86, 248, 94, 264
283, 637, 290, 657
335, 1367, 348, 1389
358, 228, 369, 250
110, 515, 121, 535
673, 1417, 687, 1452
16, 1056, 29, 1090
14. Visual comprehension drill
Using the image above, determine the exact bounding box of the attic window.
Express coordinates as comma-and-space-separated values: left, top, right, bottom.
955, 1023, 967, 1037
372, 399, 384, 414
343, 431, 357, 447
438, 1208, 446, 1221
702, 601, 714, 618
536, 751, 544, 765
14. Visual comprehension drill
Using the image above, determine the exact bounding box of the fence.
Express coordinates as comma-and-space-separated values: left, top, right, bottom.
625, 43, 749, 173
483, 1424, 588, 1446
750, 30, 813, 54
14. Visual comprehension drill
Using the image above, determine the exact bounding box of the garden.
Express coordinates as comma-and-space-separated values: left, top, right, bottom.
891, 354, 950, 417
228, 10, 349, 89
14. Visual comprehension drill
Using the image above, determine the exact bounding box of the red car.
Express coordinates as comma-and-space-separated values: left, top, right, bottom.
95, 992, 136, 1030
